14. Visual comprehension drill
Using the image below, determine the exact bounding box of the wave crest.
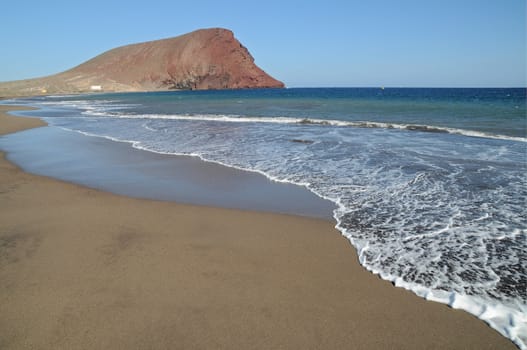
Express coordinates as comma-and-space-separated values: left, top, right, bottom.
80, 110, 527, 143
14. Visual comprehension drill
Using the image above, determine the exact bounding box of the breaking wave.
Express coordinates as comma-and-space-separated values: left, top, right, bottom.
80, 109, 527, 143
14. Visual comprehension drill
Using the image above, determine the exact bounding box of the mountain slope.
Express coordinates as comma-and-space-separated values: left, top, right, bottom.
0, 28, 284, 96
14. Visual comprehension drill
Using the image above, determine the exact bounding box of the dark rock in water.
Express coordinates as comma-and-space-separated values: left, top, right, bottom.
290, 139, 315, 144
298, 118, 330, 125
405, 125, 449, 133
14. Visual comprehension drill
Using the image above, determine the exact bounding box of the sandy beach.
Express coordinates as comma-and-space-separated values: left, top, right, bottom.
0, 105, 516, 349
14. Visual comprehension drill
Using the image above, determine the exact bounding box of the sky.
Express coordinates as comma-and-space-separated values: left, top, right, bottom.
1, 0, 525, 87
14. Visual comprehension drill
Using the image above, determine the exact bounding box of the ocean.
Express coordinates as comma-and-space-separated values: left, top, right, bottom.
3, 88, 526, 348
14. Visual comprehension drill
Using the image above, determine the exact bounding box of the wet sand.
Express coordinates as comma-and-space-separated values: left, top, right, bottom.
0, 124, 335, 219
0, 105, 516, 349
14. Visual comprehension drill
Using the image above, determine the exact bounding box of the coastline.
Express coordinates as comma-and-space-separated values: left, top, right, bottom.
0, 121, 335, 219
0, 105, 516, 349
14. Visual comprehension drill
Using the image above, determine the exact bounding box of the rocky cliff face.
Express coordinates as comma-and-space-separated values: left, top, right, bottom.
0, 28, 284, 96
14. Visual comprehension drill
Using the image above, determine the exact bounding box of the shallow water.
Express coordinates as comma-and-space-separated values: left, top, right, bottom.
0, 126, 334, 218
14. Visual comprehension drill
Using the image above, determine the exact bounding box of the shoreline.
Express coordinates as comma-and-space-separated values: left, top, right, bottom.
0, 105, 516, 349
0, 119, 335, 220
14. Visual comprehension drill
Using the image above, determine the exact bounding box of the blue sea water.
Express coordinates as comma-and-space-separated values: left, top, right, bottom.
3, 88, 527, 348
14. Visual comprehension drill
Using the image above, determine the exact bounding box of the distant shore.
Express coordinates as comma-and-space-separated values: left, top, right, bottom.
0, 105, 516, 349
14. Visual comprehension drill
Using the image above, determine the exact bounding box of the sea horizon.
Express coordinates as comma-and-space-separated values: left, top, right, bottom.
285, 86, 527, 89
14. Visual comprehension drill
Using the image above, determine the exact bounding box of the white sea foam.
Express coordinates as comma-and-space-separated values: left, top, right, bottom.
78, 109, 527, 143
350, 224, 527, 348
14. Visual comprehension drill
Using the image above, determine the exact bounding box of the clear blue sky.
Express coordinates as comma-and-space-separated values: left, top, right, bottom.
1, 0, 525, 87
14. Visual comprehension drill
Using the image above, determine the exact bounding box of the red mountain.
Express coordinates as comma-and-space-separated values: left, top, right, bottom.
0, 28, 284, 96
